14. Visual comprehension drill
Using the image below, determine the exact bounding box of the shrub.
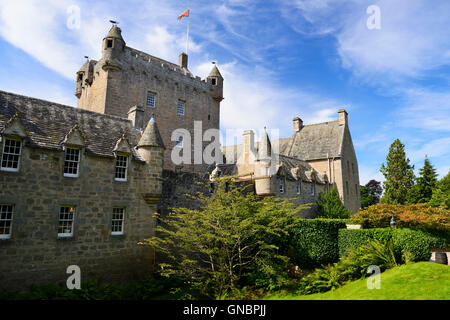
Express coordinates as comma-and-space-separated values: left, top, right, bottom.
338, 228, 393, 257
316, 187, 351, 218
287, 218, 347, 268
350, 203, 450, 231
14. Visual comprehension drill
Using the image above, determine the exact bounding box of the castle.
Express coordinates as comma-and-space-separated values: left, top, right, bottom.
0, 25, 359, 291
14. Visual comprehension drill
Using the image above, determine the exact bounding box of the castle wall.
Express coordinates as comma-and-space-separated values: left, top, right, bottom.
0, 145, 158, 291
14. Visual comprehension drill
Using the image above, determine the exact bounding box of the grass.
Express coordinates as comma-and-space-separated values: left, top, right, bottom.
267, 262, 450, 300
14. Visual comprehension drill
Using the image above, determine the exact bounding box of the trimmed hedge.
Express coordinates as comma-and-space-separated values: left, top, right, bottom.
287, 219, 347, 268
338, 228, 450, 262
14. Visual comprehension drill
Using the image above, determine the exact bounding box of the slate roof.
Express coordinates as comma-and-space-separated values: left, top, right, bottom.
0, 90, 145, 161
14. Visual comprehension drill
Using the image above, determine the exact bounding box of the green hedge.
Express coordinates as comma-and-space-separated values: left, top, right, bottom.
338, 228, 450, 262
287, 219, 347, 268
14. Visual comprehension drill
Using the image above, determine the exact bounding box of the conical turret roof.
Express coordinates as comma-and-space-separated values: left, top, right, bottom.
105, 25, 125, 42
137, 116, 165, 148
208, 64, 223, 78
258, 127, 272, 160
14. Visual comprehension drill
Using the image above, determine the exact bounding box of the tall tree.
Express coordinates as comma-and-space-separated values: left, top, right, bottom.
429, 171, 450, 209
407, 156, 438, 203
365, 179, 383, 203
380, 139, 415, 204
316, 187, 351, 218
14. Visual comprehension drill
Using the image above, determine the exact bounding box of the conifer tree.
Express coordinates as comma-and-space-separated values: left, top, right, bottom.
380, 139, 415, 204
316, 187, 351, 218
407, 156, 438, 203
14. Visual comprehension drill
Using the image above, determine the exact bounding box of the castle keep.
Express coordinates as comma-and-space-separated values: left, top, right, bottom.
75, 25, 223, 173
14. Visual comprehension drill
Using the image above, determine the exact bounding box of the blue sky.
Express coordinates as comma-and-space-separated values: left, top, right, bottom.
0, 0, 449, 184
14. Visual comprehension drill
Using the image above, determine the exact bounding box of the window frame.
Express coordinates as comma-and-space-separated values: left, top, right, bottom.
146, 91, 156, 108
58, 206, 75, 238
1, 137, 22, 172
175, 135, 184, 148
296, 180, 301, 195
111, 207, 125, 235
63, 147, 81, 178
114, 154, 129, 182
177, 100, 185, 116
279, 177, 285, 194
0, 204, 14, 239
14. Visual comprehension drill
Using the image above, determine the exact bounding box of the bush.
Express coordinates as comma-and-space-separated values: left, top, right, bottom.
338, 228, 449, 262
287, 218, 347, 268
350, 203, 450, 231
316, 187, 351, 218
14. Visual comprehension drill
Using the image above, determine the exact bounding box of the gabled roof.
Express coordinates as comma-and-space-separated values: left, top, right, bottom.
0, 90, 144, 161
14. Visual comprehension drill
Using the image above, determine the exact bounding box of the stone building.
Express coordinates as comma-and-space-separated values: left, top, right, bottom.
0, 90, 165, 290
75, 25, 224, 173
221, 109, 360, 214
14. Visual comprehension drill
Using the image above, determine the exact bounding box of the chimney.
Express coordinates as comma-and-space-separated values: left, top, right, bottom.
242, 130, 256, 164
293, 117, 303, 133
179, 52, 188, 69
338, 109, 348, 126
127, 105, 145, 129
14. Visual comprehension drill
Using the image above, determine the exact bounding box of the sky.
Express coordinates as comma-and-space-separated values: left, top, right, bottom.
0, 0, 449, 185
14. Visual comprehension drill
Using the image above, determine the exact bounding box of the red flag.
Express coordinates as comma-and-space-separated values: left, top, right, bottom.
178, 9, 189, 20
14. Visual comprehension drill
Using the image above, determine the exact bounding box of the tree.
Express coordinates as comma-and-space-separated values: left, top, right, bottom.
360, 185, 377, 209
365, 179, 383, 203
143, 178, 307, 298
316, 187, 351, 218
429, 171, 450, 209
380, 139, 415, 204
408, 156, 438, 204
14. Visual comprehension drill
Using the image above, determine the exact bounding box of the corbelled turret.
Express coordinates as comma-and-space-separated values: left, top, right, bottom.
101, 25, 125, 71
208, 64, 224, 102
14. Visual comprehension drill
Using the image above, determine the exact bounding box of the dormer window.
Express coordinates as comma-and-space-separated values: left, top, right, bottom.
63, 147, 80, 178
1, 138, 22, 172
115, 154, 128, 181
107, 39, 113, 48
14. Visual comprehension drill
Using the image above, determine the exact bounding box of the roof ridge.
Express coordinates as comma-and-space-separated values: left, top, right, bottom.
0, 90, 132, 123
302, 119, 339, 127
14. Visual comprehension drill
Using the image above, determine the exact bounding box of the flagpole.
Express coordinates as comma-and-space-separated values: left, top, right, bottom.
186, 14, 190, 55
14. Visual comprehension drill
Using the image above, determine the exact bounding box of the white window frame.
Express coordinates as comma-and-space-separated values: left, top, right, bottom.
175, 135, 184, 148
0, 204, 14, 239
146, 92, 156, 108
1, 137, 22, 172
58, 206, 75, 238
114, 154, 129, 182
63, 147, 81, 178
279, 178, 285, 194
177, 100, 185, 115
311, 181, 315, 196
111, 207, 125, 235
296, 180, 301, 195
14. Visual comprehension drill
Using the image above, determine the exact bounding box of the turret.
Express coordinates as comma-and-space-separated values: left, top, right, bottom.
257, 127, 272, 162
101, 25, 125, 71
75, 60, 94, 98
208, 64, 224, 102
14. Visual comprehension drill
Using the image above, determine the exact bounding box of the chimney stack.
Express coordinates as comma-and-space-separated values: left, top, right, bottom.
127, 105, 145, 129
179, 52, 188, 69
338, 109, 348, 126
293, 117, 303, 133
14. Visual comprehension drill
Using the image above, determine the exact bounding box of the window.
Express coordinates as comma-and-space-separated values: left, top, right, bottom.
177, 101, 185, 115
175, 135, 183, 148
211, 78, 217, 85
296, 180, 301, 194
107, 39, 113, 48
111, 207, 125, 235
115, 155, 128, 181
63, 147, 80, 177
1, 138, 22, 172
78, 73, 83, 81
58, 206, 75, 237
279, 178, 284, 193
146, 92, 156, 108
0, 204, 13, 239
311, 182, 315, 196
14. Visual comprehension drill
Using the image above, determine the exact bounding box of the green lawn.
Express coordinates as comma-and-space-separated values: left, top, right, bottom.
267, 262, 450, 300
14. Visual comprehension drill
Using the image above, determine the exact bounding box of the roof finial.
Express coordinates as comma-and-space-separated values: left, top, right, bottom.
109, 20, 119, 26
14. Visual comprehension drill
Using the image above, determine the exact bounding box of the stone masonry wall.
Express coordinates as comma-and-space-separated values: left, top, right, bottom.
0, 146, 157, 291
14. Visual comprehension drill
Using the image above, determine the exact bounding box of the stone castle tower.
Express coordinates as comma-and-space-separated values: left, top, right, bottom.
75, 25, 224, 173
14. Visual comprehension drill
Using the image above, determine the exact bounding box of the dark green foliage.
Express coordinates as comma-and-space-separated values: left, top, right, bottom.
297, 239, 399, 295
366, 179, 383, 201
360, 185, 378, 209
429, 171, 450, 209
380, 139, 415, 204
338, 228, 449, 262
407, 157, 438, 204
287, 218, 347, 268
315, 187, 351, 218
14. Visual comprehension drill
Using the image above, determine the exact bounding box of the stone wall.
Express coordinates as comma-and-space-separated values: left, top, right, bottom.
0, 146, 158, 291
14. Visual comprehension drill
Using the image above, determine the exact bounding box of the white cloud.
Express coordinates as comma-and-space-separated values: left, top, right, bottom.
358, 164, 385, 185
